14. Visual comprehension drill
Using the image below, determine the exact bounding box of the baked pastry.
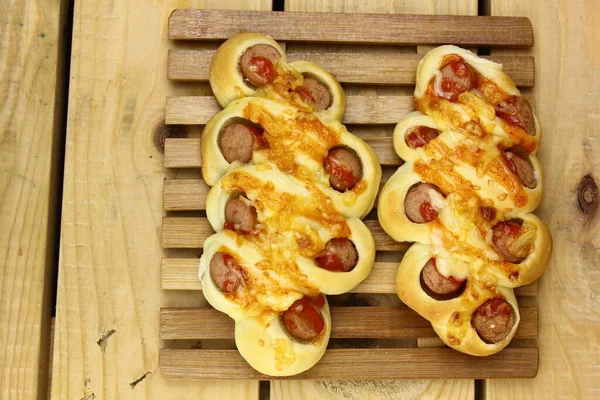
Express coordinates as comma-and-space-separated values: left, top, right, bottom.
378, 45, 552, 356
198, 33, 381, 375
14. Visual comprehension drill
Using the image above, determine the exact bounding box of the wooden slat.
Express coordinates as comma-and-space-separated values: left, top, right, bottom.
166, 95, 414, 125
160, 347, 539, 380
164, 138, 202, 169
1, 1, 68, 398
164, 179, 210, 210
168, 10, 534, 47
161, 257, 538, 296
163, 137, 398, 170
160, 306, 537, 340
161, 217, 408, 251
166, 95, 535, 126
168, 50, 535, 87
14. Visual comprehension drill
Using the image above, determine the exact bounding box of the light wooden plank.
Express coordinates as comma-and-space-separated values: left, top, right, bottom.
168, 50, 535, 87
486, 1, 598, 399
161, 257, 538, 296
160, 306, 537, 340
163, 137, 399, 169
160, 347, 539, 380
162, 217, 409, 251
168, 10, 534, 47
0, 1, 68, 398
50, 1, 271, 399
166, 95, 415, 125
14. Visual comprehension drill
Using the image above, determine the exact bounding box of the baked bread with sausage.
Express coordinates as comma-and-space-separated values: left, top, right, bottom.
198, 33, 381, 375
378, 45, 552, 356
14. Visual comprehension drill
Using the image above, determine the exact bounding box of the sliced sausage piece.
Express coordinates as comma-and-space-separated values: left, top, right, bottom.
495, 96, 536, 135
239, 44, 281, 87
492, 220, 530, 263
300, 77, 332, 111
505, 151, 537, 189
282, 297, 325, 341
472, 298, 515, 343
225, 196, 258, 234
434, 58, 478, 101
323, 147, 363, 192
405, 126, 440, 149
420, 258, 465, 300
315, 238, 358, 272
219, 123, 256, 163
404, 183, 444, 224
209, 252, 243, 293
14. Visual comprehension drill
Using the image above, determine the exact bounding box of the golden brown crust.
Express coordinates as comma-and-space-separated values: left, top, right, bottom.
289, 60, 346, 121
200, 34, 379, 376
380, 45, 552, 357
396, 244, 521, 356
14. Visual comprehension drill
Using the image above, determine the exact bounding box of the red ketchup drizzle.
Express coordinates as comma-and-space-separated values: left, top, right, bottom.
406, 126, 439, 148
247, 126, 267, 147
482, 298, 513, 317
495, 221, 522, 238
223, 222, 235, 231
419, 201, 438, 222
284, 298, 325, 336
296, 86, 316, 103
440, 60, 478, 101
315, 252, 344, 272
307, 294, 326, 308
323, 154, 359, 189
249, 56, 277, 83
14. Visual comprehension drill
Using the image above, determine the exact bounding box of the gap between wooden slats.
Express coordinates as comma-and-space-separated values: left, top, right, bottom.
160, 306, 537, 340
168, 50, 534, 87
160, 257, 538, 297
161, 217, 406, 251
165, 95, 536, 126
168, 10, 533, 48
159, 347, 538, 380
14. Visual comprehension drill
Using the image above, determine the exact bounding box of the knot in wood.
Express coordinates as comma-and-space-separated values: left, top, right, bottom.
153, 123, 187, 153
578, 174, 598, 216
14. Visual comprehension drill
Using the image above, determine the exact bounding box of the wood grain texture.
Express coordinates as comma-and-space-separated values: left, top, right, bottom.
160, 348, 538, 380
160, 306, 538, 340
162, 217, 409, 251
168, 10, 533, 47
168, 50, 535, 87
0, 0, 67, 398
161, 257, 538, 296
166, 95, 415, 125
485, 0, 600, 398
49, 1, 272, 399
167, 94, 534, 126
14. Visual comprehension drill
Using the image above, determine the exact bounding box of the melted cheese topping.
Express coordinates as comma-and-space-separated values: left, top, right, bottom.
216, 165, 357, 318
413, 53, 540, 285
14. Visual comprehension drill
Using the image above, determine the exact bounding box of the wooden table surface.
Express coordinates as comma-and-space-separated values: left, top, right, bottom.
1, 0, 598, 399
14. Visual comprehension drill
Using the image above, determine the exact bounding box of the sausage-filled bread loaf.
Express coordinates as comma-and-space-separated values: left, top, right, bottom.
198, 33, 381, 375
378, 45, 552, 356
